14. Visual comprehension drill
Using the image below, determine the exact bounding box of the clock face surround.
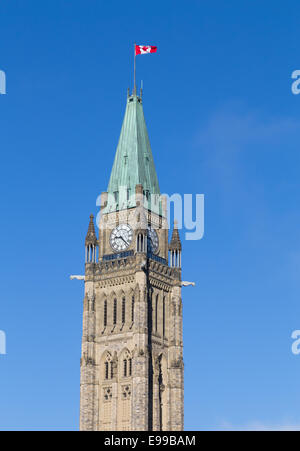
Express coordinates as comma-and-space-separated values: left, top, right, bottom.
110, 224, 133, 252
148, 228, 159, 254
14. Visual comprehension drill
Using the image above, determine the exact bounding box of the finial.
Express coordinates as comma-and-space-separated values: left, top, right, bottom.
85, 214, 97, 246
169, 220, 181, 251
127, 87, 130, 98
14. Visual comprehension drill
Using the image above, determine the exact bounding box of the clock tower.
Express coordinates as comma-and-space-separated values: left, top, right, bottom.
79, 89, 183, 431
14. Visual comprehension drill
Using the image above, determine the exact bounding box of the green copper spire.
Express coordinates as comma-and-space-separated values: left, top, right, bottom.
103, 92, 161, 214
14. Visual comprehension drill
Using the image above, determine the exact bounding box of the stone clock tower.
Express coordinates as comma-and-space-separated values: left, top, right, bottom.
79, 89, 183, 431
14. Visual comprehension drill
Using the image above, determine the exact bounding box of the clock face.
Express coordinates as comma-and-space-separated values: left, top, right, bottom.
148, 228, 159, 254
110, 224, 133, 252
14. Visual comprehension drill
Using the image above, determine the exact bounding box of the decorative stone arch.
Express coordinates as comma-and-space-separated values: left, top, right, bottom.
98, 290, 108, 305
108, 291, 117, 327
117, 289, 126, 327
108, 290, 117, 302
97, 291, 108, 333
117, 288, 126, 298
126, 287, 135, 326
153, 290, 160, 334
126, 286, 134, 300
99, 350, 113, 382
150, 289, 164, 338
118, 347, 133, 379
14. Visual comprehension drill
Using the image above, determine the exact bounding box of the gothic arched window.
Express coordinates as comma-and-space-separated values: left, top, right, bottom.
122, 350, 132, 378
104, 353, 113, 380
137, 233, 145, 252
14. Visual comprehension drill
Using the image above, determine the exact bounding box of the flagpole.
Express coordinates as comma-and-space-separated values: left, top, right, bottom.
134, 43, 136, 95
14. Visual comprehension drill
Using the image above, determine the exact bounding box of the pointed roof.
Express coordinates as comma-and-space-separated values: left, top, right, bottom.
103, 93, 161, 214
85, 214, 97, 246
169, 220, 182, 250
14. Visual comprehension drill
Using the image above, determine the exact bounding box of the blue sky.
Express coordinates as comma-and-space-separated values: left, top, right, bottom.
0, 0, 300, 431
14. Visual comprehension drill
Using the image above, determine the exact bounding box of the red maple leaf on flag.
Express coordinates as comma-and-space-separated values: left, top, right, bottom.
135, 45, 157, 55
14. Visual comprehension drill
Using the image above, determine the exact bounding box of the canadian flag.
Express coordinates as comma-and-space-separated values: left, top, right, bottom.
135, 45, 157, 55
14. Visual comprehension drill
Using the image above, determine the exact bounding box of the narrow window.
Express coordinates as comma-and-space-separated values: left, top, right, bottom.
131, 296, 134, 323
110, 362, 114, 379
105, 361, 109, 379
155, 295, 159, 332
113, 299, 117, 325
163, 297, 165, 337
114, 191, 118, 203
123, 359, 127, 377
127, 188, 130, 201
104, 300, 107, 327
129, 358, 132, 376
122, 297, 126, 324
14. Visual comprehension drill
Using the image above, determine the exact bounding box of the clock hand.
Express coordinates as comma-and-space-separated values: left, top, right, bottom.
117, 234, 129, 246
120, 230, 130, 244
